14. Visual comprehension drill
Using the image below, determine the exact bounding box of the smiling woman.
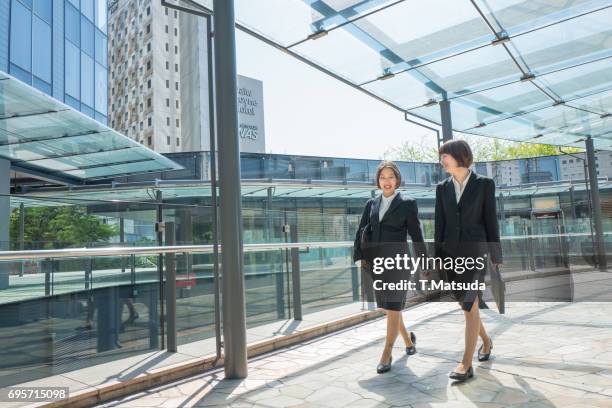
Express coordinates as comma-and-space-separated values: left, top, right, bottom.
353, 159, 428, 374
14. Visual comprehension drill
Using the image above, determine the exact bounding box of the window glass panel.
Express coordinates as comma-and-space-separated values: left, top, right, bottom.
32, 16, 52, 83
65, 40, 80, 98
95, 0, 107, 33
95, 28, 107, 66
10, 0, 32, 71
33, 77, 52, 95
65, 1, 80, 46
95, 62, 108, 115
33, 0, 52, 22
9, 63, 31, 85
81, 52, 94, 107
81, 0, 94, 21
81, 15, 95, 56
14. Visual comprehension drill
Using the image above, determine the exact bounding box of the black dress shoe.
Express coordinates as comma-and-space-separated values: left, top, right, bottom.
376, 356, 392, 374
478, 338, 493, 361
406, 332, 417, 355
449, 366, 473, 382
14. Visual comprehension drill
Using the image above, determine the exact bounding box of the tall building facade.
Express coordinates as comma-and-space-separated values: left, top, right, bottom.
108, 0, 182, 153
0, 0, 109, 124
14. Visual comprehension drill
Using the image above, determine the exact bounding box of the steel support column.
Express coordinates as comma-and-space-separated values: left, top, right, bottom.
585, 137, 607, 271
439, 100, 453, 143
213, 0, 248, 379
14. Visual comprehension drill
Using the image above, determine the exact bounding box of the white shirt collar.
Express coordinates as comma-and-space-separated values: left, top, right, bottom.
381, 191, 398, 202
452, 170, 472, 202
452, 170, 471, 189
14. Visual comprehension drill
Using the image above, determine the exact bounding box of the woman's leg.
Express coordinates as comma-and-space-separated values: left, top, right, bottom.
397, 312, 414, 347
380, 309, 400, 364
479, 318, 491, 353
454, 295, 481, 373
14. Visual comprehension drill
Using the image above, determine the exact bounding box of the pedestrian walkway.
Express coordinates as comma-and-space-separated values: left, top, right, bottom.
98, 300, 612, 407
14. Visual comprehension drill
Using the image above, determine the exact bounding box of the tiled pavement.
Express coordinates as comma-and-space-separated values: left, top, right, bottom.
98, 301, 612, 408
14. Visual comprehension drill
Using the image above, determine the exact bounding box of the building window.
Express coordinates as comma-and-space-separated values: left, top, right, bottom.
165, 25, 168, 34
175, 45, 178, 54
165, 7, 168, 15
175, 100, 179, 108
175, 63, 178, 72
166, 61, 169, 70
166, 79, 170, 88
166, 117, 170, 126
174, 10, 178, 18
174, 27, 178, 36
165, 43, 169, 52
147, 79, 151, 89
166, 98, 170, 107
147, 60, 151, 70
148, 136, 152, 145
147, 42, 151, 51
167, 136, 171, 145
175, 81, 179, 90
176, 118, 179, 127
148, 117, 152, 127
176, 138, 180, 147
147, 98, 151, 107
146, 24, 150, 34
147, 6, 150, 15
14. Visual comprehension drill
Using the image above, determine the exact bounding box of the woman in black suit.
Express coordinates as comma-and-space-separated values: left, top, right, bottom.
353, 161, 427, 374
434, 140, 502, 382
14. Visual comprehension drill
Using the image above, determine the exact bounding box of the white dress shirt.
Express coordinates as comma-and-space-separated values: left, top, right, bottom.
452, 170, 471, 203
378, 191, 398, 221
356, 191, 398, 266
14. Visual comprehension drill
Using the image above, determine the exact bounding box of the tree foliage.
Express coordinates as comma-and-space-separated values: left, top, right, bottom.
10, 206, 117, 249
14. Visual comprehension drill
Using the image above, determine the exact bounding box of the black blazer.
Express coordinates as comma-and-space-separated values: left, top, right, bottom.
353, 192, 427, 262
434, 172, 502, 263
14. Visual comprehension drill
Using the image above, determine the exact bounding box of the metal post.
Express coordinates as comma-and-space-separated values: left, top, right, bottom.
164, 222, 177, 352
568, 185, 577, 220
19, 203, 25, 277
439, 99, 453, 142
0, 158, 9, 289
290, 225, 302, 321
205, 13, 223, 363
585, 137, 607, 271
156, 190, 165, 349
213, 0, 248, 379
120, 216, 125, 273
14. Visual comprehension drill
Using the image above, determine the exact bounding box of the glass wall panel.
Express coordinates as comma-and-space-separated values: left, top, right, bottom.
32, 16, 52, 83
95, 62, 108, 115
65, 40, 80, 99
10, 0, 32, 72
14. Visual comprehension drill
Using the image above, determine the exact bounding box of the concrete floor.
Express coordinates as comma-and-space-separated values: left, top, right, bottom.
99, 300, 612, 408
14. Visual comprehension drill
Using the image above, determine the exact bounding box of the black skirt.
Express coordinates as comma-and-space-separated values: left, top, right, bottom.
362, 241, 412, 311
440, 242, 488, 312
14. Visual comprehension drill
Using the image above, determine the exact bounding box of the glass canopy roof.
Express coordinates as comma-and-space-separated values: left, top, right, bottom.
187, 0, 612, 150
0, 71, 182, 182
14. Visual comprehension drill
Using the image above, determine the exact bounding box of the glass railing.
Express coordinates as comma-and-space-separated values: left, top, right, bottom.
1, 193, 611, 388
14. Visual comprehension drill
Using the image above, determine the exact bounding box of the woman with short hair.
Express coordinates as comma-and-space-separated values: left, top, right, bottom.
435, 139, 502, 382
353, 160, 427, 374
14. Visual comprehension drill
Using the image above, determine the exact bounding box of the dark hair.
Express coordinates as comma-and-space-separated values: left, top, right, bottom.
376, 160, 401, 189
438, 139, 473, 168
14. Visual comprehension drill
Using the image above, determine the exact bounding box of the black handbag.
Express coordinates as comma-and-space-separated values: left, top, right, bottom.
489, 261, 506, 314
358, 200, 375, 269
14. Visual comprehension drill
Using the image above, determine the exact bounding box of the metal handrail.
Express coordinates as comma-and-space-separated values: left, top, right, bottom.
0, 231, 606, 261
0, 241, 354, 261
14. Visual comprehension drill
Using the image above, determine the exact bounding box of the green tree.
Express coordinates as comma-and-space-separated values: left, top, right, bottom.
384, 133, 582, 162
10, 206, 117, 249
